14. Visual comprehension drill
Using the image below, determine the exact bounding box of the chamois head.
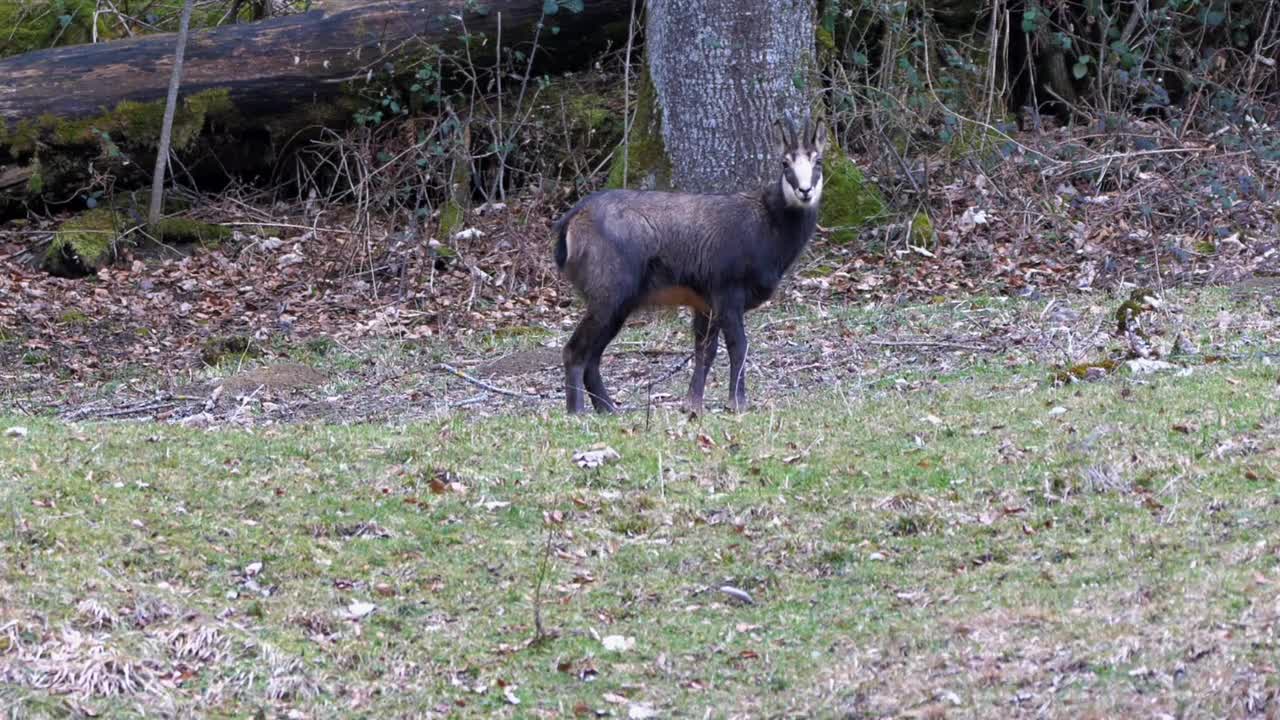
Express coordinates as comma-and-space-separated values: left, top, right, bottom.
775, 117, 828, 210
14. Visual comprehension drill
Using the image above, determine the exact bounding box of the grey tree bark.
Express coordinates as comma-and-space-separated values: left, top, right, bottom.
646, 0, 816, 193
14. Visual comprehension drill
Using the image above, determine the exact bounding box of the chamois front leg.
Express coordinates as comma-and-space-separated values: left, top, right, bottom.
719, 299, 749, 413
684, 310, 719, 414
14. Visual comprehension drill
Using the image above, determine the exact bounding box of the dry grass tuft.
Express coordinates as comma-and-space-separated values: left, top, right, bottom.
163, 622, 227, 664
21, 629, 159, 698
76, 599, 118, 630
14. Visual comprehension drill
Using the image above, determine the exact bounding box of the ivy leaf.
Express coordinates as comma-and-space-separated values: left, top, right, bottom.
1073, 63, 1088, 79
562, 0, 584, 12
542, 0, 558, 15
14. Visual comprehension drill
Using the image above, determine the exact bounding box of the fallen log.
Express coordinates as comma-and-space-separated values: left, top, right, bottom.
0, 0, 629, 217
0, 0, 630, 124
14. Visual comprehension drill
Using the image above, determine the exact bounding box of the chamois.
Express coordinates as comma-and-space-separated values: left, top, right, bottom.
553, 117, 827, 414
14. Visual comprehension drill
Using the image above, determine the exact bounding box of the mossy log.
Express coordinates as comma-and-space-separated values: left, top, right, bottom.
0, 0, 629, 216
0, 0, 629, 126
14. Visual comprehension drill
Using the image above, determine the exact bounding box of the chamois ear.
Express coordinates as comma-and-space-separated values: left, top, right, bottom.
812, 119, 829, 154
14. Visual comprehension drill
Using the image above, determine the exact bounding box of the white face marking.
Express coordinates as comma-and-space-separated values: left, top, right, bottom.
781, 151, 824, 209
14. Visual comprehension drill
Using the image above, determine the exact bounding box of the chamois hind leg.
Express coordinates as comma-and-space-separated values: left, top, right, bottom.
583, 308, 631, 413
564, 307, 629, 414
683, 310, 719, 414
564, 312, 607, 414
719, 301, 749, 413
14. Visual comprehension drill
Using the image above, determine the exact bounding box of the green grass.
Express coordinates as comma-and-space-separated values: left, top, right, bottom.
1, 295, 1279, 717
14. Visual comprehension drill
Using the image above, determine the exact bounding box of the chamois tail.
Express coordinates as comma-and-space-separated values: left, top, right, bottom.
552, 204, 583, 272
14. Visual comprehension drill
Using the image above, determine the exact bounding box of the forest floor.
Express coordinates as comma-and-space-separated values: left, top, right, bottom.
1, 281, 1279, 717
2, 120, 1280, 716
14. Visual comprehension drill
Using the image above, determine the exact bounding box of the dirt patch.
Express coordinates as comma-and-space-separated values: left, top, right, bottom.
476, 347, 562, 379
220, 362, 327, 398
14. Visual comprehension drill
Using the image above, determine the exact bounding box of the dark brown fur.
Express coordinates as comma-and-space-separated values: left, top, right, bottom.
553, 119, 825, 414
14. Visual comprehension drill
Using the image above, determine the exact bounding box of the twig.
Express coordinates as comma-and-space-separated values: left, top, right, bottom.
446, 394, 487, 408
620, 0, 638, 188
0, 241, 48, 262
531, 520, 555, 645
217, 221, 362, 235
61, 399, 183, 421
645, 352, 692, 429
869, 339, 996, 352
435, 363, 539, 398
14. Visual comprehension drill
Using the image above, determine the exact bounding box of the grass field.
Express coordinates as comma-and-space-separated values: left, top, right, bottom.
2, 289, 1278, 718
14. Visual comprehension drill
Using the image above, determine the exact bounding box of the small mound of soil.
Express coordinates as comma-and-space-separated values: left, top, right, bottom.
478, 348, 561, 378
221, 362, 327, 397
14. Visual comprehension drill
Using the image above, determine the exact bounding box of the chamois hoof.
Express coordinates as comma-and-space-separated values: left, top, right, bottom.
681, 397, 705, 415
728, 398, 749, 413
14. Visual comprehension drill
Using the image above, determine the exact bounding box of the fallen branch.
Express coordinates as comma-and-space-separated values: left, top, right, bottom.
435, 363, 540, 399
868, 339, 997, 352
60, 392, 208, 420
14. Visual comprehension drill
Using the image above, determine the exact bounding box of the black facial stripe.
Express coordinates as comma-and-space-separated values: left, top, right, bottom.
782, 157, 822, 192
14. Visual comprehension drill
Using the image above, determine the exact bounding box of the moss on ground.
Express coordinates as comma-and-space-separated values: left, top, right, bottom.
44, 208, 119, 277
149, 216, 232, 245
57, 309, 90, 325
201, 335, 262, 366
39, 203, 223, 276
820, 145, 885, 244
910, 210, 936, 247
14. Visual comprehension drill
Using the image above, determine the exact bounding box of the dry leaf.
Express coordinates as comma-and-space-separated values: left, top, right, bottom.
340, 601, 376, 620
601, 635, 635, 652
718, 585, 754, 605
573, 446, 620, 469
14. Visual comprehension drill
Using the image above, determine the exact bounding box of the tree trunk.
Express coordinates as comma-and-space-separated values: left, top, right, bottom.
0, 0, 629, 126
148, 0, 196, 226
646, 0, 816, 193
